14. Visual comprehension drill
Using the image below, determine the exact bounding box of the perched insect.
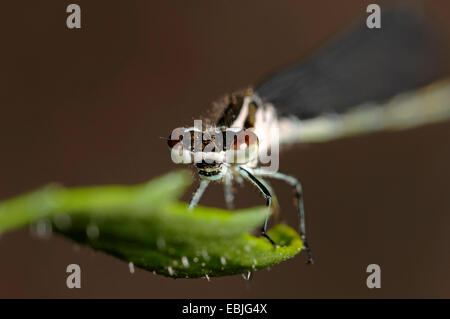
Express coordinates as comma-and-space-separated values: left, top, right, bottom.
168, 9, 450, 264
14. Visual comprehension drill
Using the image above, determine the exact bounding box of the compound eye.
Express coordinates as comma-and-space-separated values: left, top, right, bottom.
168, 127, 195, 164
225, 129, 259, 164
167, 128, 184, 149
231, 130, 258, 151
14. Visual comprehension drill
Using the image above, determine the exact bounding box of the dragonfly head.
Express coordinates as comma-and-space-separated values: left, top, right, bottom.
167, 126, 259, 180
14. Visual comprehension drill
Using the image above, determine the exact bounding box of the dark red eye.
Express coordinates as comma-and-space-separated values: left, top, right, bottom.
168, 128, 184, 149
231, 130, 258, 150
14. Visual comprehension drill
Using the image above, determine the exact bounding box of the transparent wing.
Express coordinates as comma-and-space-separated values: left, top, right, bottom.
256, 9, 445, 121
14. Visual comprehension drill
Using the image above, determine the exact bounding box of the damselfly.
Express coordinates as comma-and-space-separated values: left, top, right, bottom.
167, 9, 450, 264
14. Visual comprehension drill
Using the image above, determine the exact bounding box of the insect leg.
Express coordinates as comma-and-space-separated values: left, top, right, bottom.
258, 178, 280, 223
188, 180, 210, 211
253, 169, 313, 264
239, 167, 275, 246
223, 170, 235, 210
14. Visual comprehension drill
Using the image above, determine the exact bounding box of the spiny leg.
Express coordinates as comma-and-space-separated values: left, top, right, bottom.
189, 180, 210, 211
258, 178, 280, 223
239, 167, 275, 246
252, 169, 313, 264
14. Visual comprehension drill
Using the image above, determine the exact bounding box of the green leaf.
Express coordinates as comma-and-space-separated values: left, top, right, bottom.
0, 170, 303, 278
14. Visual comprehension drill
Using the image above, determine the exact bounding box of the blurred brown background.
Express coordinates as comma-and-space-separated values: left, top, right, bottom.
1, 0, 450, 298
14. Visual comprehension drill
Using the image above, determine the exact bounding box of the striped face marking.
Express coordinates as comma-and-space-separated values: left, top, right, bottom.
167, 98, 260, 180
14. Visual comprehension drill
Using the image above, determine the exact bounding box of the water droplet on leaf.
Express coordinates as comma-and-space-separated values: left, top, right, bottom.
129, 262, 135, 274
181, 256, 189, 268
86, 223, 99, 239
241, 271, 252, 280
29, 219, 52, 239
